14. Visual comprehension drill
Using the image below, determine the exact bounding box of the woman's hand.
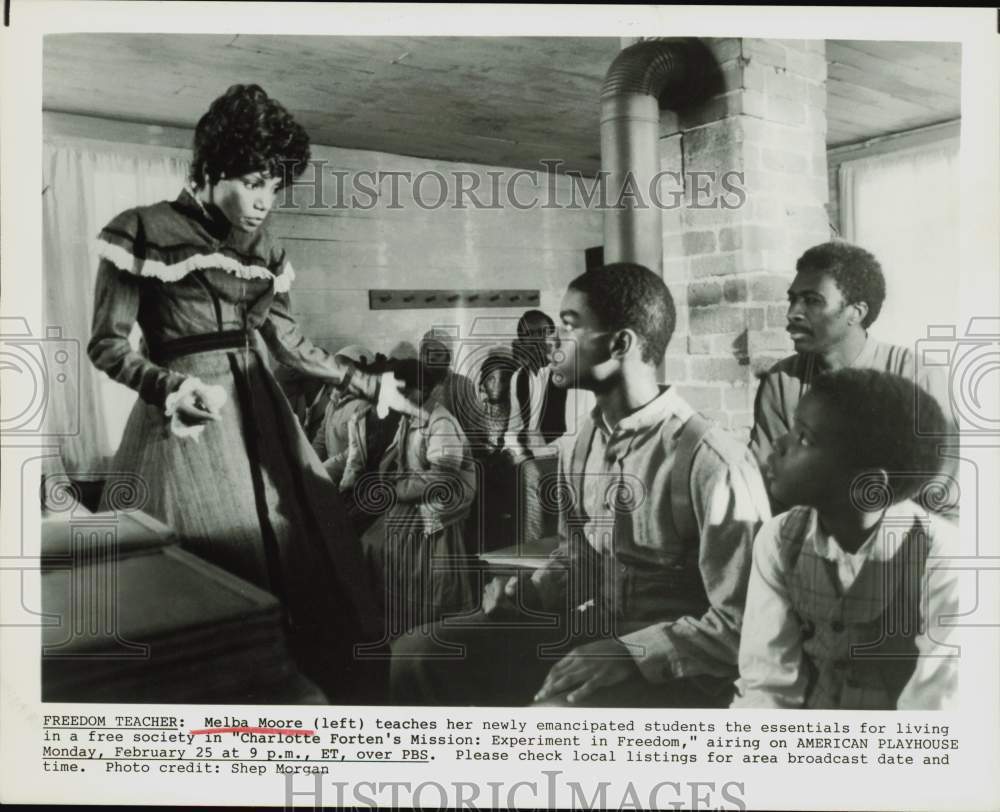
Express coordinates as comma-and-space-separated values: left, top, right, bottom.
176, 382, 226, 423
166, 380, 227, 438
376, 372, 429, 421
175, 393, 221, 424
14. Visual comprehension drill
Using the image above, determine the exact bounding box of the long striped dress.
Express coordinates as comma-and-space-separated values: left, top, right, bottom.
88, 188, 383, 702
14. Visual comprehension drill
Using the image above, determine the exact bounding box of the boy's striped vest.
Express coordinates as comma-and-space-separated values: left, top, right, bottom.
781, 507, 929, 710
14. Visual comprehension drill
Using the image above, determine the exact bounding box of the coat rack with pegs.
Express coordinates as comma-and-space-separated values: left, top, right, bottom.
368, 289, 541, 310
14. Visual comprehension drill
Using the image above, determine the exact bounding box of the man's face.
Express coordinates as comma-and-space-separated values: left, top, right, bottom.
766, 392, 857, 508
550, 288, 613, 390
785, 269, 861, 355
211, 171, 281, 233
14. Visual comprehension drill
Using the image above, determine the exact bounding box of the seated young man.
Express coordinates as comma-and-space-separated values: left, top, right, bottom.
389, 263, 771, 707
733, 369, 959, 710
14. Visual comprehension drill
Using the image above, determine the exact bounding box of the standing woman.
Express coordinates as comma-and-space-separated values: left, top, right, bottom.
88, 84, 405, 702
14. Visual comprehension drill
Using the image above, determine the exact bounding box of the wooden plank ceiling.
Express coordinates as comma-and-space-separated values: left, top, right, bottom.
43, 35, 960, 173
826, 40, 960, 147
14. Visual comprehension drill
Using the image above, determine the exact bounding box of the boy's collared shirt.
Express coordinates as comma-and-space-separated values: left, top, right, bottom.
811, 510, 883, 590
732, 500, 959, 710
543, 386, 771, 683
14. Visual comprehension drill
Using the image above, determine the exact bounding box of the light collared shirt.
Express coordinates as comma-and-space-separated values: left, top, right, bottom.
732, 500, 960, 709
542, 386, 772, 681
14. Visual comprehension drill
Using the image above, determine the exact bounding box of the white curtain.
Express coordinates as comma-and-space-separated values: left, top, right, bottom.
42, 138, 191, 475
839, 138, 960, 350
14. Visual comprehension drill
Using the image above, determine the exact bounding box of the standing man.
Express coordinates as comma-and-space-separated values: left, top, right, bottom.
750, 241, 958, 516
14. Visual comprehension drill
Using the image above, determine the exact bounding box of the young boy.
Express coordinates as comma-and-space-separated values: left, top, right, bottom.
390, 263, 770, 707
733, 368, 959, 710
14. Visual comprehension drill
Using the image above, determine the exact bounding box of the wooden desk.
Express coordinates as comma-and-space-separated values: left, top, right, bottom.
41, 511, 325, 704
479, 535, 560, 571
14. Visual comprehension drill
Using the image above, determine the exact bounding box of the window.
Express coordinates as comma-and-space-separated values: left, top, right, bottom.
838, 137, 960, 349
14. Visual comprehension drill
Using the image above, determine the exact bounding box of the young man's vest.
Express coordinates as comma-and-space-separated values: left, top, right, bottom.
561, 411, 713, 624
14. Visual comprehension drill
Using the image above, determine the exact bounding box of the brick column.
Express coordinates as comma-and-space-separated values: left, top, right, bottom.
659, 38, 831, 439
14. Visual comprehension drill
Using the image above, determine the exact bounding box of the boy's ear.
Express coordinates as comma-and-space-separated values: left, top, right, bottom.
854, 467, 892, 510
872, 467, 890, 493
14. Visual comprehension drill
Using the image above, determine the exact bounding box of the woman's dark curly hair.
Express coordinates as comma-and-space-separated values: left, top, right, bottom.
190, 84, 311, 188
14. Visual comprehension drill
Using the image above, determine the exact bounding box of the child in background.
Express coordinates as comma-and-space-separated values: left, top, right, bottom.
732, 368, 958, 710
361, 358, 477, 637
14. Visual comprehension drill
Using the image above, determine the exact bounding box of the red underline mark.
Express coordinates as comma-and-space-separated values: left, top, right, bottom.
190, 727, 316, 736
